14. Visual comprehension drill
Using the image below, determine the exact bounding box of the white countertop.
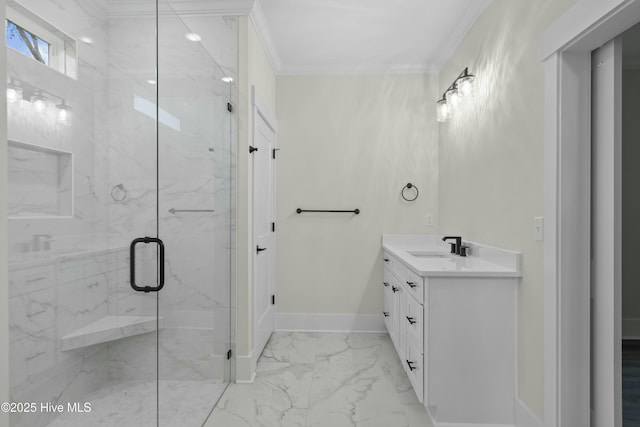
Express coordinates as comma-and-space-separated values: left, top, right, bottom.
382, 234, 522, 278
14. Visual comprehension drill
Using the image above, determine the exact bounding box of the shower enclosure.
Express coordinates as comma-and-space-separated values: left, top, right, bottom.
6, 1, 236, 426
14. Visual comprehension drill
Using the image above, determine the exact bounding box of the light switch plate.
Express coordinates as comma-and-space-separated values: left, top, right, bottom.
534, 217, 544, 241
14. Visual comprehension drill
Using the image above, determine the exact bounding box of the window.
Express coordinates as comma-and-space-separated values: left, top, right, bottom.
5, 3, 77, 79
6, 19, 50, 65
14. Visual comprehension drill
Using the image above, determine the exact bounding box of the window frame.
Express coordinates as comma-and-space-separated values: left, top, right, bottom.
5, 4, 77, 79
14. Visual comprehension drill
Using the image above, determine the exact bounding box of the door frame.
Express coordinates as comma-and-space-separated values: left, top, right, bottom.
590, 38, 623, 426
542, 0, 640, 425
251, 85, 278, 366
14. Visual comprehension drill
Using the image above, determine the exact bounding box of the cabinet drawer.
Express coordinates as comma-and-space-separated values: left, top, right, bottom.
404, 268, 424, 304
405, 293, 423, 352
404, 341, 424, 403
383, 252, 395, 275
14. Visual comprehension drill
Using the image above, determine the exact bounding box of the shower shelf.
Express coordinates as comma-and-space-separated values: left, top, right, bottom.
61, 315, 165, 351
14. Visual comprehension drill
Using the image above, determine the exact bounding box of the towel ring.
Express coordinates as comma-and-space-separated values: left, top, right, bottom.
111, 183, 127, 202
401, 183, 419, 202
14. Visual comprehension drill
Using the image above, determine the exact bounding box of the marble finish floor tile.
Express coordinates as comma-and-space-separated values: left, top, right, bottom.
205, 332, 432, 427
46, 380, 227, 427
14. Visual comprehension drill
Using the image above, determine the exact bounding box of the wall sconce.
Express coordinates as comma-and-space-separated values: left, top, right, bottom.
7, 76, 72, 126
436, 67, 475, 122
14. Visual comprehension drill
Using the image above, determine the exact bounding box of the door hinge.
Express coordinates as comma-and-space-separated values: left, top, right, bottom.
227, 102, 233, 112
227, 349, 232, 360
271, 222, 276, 232
271, 295, 275, 305
272, 148, 280, 159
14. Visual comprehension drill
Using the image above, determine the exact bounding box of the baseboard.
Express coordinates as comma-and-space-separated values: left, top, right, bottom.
515, 398, 543, 427
276, 313, 386, 333
424, 398, 537, 427
235, 350, 256, 383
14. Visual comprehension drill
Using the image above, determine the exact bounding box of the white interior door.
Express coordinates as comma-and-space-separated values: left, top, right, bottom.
591, 37, 622, 427
252, 86, 277, 359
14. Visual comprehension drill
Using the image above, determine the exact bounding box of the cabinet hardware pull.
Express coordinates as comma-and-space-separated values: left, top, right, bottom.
383, 282, 389, 287
383, 258, 389, 262
406, 281, 417, 288
406, 316, 416, 325
406, 360, 416, 371
392, 286, 399, 293
256, 246, 267, 254
383, 312, 389, 317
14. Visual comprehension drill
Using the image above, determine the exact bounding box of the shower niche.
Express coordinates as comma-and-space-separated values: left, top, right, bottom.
8, 141, 73, 219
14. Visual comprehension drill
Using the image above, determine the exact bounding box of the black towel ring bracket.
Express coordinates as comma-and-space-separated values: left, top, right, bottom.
401, 183, 419, 202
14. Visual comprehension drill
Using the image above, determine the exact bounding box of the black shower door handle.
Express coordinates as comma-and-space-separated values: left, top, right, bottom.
130, 237, 165, 293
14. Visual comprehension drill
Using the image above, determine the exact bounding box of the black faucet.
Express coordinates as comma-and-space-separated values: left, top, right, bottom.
442, 236, 462, 255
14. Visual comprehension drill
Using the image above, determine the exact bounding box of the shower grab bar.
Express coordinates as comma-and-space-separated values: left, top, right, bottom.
169, 208, 215, 214
296, 208, 360, 214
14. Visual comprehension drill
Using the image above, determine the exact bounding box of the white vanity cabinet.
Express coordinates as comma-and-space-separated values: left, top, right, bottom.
382, 235, 521, 427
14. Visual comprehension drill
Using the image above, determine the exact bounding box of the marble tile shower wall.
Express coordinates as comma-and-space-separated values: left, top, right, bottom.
8, 2, 112, 424
7, 1, 237, 426
9, 250, 126, 427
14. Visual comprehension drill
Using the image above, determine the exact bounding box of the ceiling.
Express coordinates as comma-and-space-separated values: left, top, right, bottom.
256, 0, 492, 75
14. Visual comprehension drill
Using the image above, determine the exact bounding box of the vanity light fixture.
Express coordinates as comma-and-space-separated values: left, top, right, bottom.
436, 67, 475, 122
7, 77, 73, 125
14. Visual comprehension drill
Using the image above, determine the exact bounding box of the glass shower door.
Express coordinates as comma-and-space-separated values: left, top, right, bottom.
155, 2, 235, 425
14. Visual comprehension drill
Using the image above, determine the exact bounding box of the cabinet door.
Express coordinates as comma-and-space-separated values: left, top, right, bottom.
395, 284, 406, 358
405, 292, 423, 353
405, 341, 424, 403
383, 278, 393, 334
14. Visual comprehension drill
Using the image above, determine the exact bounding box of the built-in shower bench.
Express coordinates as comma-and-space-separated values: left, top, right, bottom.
61, 315, 164, 351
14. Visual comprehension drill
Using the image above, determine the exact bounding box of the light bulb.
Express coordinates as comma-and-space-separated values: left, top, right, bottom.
457, 75, 475, 97
436, 99, 450, 122
31, 93, 48, 112
6, 86, 22, 103
56, 102, 72, 126
445, 87, 460, 108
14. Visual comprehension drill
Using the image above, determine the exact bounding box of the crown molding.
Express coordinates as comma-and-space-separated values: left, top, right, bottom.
249, 0, 282, 74
277, 63, 438, 76
431, 0, 492, 71
107, 0, 254, 18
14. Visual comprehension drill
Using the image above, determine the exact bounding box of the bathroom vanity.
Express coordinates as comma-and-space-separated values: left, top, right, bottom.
382, 234, 521, 427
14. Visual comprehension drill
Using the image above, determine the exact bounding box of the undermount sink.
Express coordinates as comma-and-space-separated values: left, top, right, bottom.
407, 251, 450, 258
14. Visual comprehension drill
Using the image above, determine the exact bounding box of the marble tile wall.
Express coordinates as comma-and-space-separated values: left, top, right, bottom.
9, 251, 119, 427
